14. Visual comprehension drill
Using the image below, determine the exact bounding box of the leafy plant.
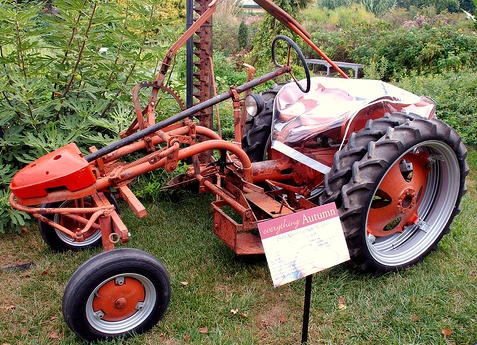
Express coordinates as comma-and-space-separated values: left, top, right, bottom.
0, 0, 183, 233
318, 0, 397, 16
396, 70, 477, 145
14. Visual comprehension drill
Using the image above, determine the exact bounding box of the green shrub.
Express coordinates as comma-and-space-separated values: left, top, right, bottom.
0, 0, 183, 233
395, 71, 477, 145
238, 21, 249, 50
318, 0, 398, 16
298, 5, 477, 81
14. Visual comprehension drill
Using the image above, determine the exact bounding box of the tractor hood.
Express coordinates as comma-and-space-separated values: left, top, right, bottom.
272, 77, 436, 145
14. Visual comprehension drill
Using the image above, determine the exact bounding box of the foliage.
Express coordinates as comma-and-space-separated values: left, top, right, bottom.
0, 0, 183, 233
212, 0, 245, 56
132, 161, 189, 202
398, 0, 460, 13
301, 3, 385, 32
461, 0, 476, 12
353, 25, 477, 79
0, 169, 30, 233
300, 6, 477, 80
318, 0, 398, 16
212, 0, 260, 57
249, 0, 308, 68
238, 21, 249, 50
395, 71, 477, 145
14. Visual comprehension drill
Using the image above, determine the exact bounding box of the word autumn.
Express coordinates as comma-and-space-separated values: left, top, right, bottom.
302, 207, 337, 224
260, 207, 337, 236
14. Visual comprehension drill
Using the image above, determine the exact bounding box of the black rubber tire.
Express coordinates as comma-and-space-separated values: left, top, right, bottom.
320, 113, 413, 206
62, 248, 171, 342
242, 86, 283, 162
322, 113, 468, 274
38, 194, 119, 252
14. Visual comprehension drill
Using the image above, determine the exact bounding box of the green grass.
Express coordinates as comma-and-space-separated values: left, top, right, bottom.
1, 149, 476, 345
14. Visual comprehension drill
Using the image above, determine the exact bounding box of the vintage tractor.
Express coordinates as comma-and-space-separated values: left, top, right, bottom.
8, 0, 468, 342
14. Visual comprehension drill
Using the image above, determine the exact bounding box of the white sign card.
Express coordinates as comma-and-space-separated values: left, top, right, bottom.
257, 203, 350, 287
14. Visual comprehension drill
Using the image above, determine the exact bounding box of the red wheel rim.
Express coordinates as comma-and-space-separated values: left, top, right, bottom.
367, 152, 430, 237
92, 277, 145, 322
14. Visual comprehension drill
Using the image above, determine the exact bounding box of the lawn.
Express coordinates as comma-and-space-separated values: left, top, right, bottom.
0, 148, 476, 345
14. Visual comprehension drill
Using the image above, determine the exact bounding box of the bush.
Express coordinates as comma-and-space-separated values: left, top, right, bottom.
351, 24, 477, 80
301, 7, 477, 81
212, 0, 243, 56
0, 0, 183, 232
318, 0, 398, 16
395, 71, 477, 146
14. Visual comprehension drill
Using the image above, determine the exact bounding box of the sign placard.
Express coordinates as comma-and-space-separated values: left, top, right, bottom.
257, 203, 350, 287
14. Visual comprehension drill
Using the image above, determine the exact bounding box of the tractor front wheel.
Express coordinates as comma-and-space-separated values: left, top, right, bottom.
62, 248, 171, 342
327, 113, 468, 274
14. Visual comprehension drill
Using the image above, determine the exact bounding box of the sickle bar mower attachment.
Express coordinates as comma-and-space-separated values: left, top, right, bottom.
9, 143, 128, 251
8, 64, 300, 253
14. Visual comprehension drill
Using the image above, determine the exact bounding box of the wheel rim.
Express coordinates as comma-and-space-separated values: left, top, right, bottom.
54, 199, 102, 247
86, 273, 157, 334
365, 140, 460, 266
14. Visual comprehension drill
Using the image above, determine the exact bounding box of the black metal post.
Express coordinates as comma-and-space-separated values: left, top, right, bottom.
301, 274, 313, 344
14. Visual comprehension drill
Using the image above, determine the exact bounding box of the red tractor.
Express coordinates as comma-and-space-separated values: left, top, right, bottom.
8, 0, 468, 341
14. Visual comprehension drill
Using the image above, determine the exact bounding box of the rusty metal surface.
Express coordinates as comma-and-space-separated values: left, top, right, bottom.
253, 0, 311, 39
8, 1, 362, 254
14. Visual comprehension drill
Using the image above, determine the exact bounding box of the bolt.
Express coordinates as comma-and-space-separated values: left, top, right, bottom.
115, 297, 127, 309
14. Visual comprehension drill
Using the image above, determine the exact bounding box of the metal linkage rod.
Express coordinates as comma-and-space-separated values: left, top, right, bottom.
85, 66, 291, 163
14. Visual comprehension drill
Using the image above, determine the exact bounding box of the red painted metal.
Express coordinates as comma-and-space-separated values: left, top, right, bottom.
367, 152, 430, 237
10, 143, 96, 199
92, 277, 145, 322
8, 0, 420, 255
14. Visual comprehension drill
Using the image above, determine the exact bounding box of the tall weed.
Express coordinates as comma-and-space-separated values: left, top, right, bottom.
0, 0, 181, 232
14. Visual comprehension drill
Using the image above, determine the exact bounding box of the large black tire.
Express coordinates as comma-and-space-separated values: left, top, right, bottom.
322, 113, 468, 274
320, 113, 414, 205
62, 248, 171, 342
242, 85, 283, 162
38, 194, 119, 252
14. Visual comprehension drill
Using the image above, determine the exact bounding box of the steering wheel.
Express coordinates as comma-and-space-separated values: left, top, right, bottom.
271, 35, 311, 93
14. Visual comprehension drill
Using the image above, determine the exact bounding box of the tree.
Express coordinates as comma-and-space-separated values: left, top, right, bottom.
238, 21, 249, 50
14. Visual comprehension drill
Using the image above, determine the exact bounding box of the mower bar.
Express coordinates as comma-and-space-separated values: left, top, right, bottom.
85, 65, 292, 163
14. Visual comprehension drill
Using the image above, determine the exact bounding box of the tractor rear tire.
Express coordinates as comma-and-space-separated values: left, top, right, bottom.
62, 248, 171, 342
320, 113, 413, 205
322, 113, 468, 274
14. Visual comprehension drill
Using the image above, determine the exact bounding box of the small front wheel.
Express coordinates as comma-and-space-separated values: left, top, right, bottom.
62, 248, 171, 342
